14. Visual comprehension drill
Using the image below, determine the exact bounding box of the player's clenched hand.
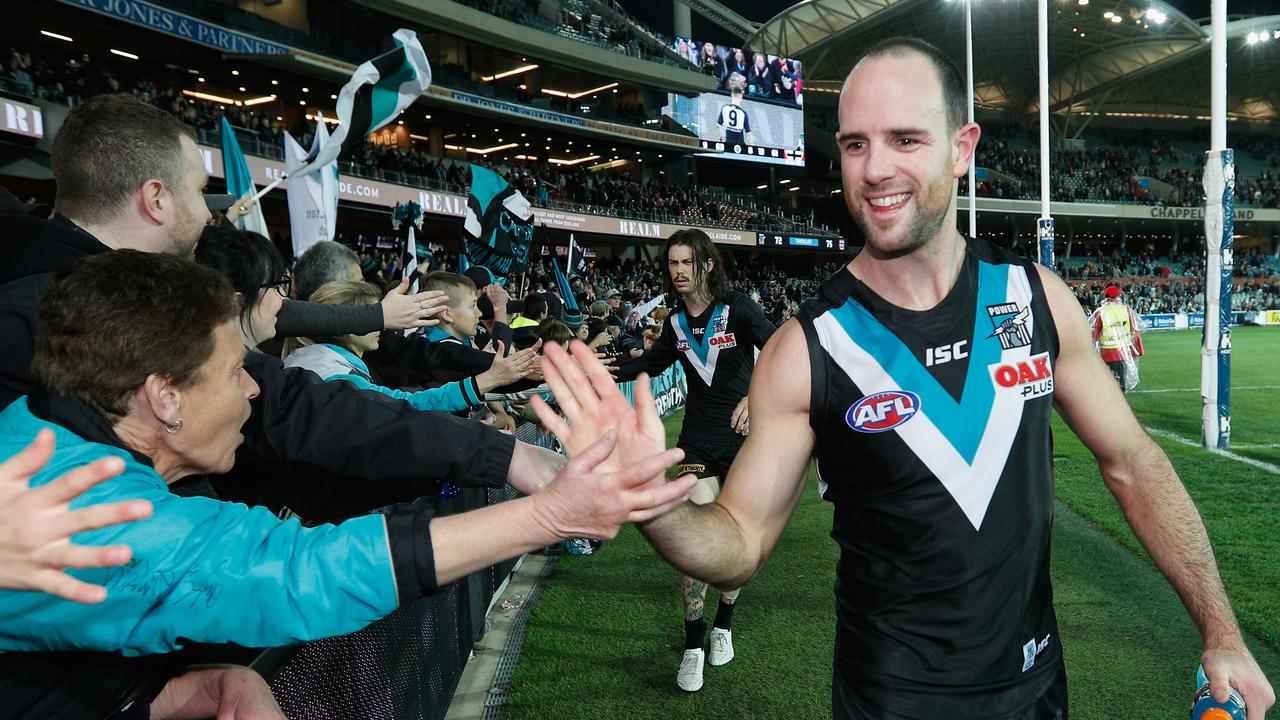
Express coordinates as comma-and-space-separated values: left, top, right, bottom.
730, 395, 750, 435
0, 429, 153, 604
1201, 645, 1274, 720
529, 430, 693, 539
532, 341, 667, 478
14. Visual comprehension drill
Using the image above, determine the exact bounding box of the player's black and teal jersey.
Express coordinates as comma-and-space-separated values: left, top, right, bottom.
617, 292, 774, 446
796, 237, 1064, 719
717, 103, 750, 146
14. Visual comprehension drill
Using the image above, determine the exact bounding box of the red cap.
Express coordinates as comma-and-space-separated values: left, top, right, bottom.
1103, 285, 1123, 298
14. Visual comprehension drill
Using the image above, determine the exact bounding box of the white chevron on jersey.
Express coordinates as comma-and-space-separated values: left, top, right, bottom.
670, 303, 729, 386
811, 265, 1038, 530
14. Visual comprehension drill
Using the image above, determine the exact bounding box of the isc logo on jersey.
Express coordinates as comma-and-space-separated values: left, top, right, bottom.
709, 332, 737, 349
846, 391, 921, 433
988, 351, 1054, 399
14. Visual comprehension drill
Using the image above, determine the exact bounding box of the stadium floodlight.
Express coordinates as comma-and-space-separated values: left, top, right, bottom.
231, 70, 239, 76
1077, 0, 1088, 5
756, 184, 768, 189
183, 89, 238, 106
480, 64, 539, 82
243, 96, 275, 106
271, 80, 278, 85
779, 179, 791, 184
1110, 15, 1122, 23
548, 154, 601, 166
1145, 8, 1167, 23
110, 49, 139, 60
1103, 11, 1114, 18
1246, 32, 1259, 44
40, 30, 73, 42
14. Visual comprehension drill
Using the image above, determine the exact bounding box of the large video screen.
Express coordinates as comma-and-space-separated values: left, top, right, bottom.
664, 38, 805, 167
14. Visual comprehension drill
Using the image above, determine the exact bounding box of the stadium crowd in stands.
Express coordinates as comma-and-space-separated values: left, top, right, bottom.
0, 44, 823, 237
452, 0, 688, 68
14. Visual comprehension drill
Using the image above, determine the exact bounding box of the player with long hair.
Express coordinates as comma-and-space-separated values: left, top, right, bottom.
614, 229, 775, 692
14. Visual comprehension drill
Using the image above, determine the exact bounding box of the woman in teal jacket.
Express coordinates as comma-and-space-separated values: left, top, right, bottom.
0, 249, 691, 718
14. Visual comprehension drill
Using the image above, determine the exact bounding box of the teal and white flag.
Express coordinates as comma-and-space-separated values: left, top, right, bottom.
219, 116, 270, 238
290, 28, 431, 178
283, 131, 330, 259
314, 112, 340, 239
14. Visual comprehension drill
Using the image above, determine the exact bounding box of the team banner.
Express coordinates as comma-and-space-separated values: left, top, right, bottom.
462, 165, 533, 275
291, 29, 431, 178
283, 129, 336, 258
565, 234, 589, 278
219, 117, 270, 238
618, 364, 687, 418
1200, 149, 1234, 449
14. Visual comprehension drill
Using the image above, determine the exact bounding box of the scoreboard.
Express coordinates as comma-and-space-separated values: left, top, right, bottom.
756, 233, 847, 252
698, 139, 805, 166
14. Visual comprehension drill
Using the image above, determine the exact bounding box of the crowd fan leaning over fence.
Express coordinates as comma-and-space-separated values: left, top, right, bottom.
0, 249, 695, 718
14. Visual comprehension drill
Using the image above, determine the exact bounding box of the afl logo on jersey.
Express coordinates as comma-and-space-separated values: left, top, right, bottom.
676, 339, 691, 352
846, 391, 921, 433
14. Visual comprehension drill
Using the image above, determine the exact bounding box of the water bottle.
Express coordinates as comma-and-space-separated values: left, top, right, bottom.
1191, 664, 1247, 720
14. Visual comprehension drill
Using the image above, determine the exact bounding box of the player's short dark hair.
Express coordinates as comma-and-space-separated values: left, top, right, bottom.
662, 229, 730, 303
849, 37, 966, 132
52, 94, 196, 224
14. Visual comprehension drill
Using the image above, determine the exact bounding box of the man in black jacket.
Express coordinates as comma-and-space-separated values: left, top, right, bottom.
0, 94, 562, 508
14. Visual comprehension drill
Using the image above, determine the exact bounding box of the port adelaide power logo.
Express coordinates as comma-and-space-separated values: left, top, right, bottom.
986, 302, 1032, 350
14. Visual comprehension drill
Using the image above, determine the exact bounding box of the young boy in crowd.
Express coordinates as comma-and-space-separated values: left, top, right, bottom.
422, 271, 482, 348
422, 271, 517, 431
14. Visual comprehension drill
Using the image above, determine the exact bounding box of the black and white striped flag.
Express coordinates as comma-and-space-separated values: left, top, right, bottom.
292, 28, 431, 178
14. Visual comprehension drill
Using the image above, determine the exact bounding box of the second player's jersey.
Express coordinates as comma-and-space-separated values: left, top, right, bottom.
795, 237, 1063, 717
717, 103, 750, 139
617, 292, 774, 444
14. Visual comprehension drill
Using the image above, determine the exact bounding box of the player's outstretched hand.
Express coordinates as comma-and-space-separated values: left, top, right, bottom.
1202, 646, 1274, 720
532, 340, 666, 477
530, 430, 693, 539
381, 281, 449, 330
0, 429, 153, 603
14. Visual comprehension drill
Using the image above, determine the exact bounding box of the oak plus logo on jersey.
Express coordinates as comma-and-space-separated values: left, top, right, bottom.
709, 332, 737, 349
989, 351, 1054, 399
846, 391, 921, 433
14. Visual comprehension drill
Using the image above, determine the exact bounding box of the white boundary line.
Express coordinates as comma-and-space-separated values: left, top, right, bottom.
1129, 385, 1280, 394
1144, 426, 1280, 476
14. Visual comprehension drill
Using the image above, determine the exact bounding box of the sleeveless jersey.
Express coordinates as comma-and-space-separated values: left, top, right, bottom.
796, 237, 1063, 718
617, 292, 774, 445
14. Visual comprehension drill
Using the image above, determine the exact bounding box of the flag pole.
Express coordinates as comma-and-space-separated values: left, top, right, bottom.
249, 175, 287, 204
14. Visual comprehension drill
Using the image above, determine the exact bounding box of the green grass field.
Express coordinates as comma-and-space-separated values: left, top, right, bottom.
505, 327, 1280, 719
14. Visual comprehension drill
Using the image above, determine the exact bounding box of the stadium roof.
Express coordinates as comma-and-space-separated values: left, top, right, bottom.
738, 0, 1280, 126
